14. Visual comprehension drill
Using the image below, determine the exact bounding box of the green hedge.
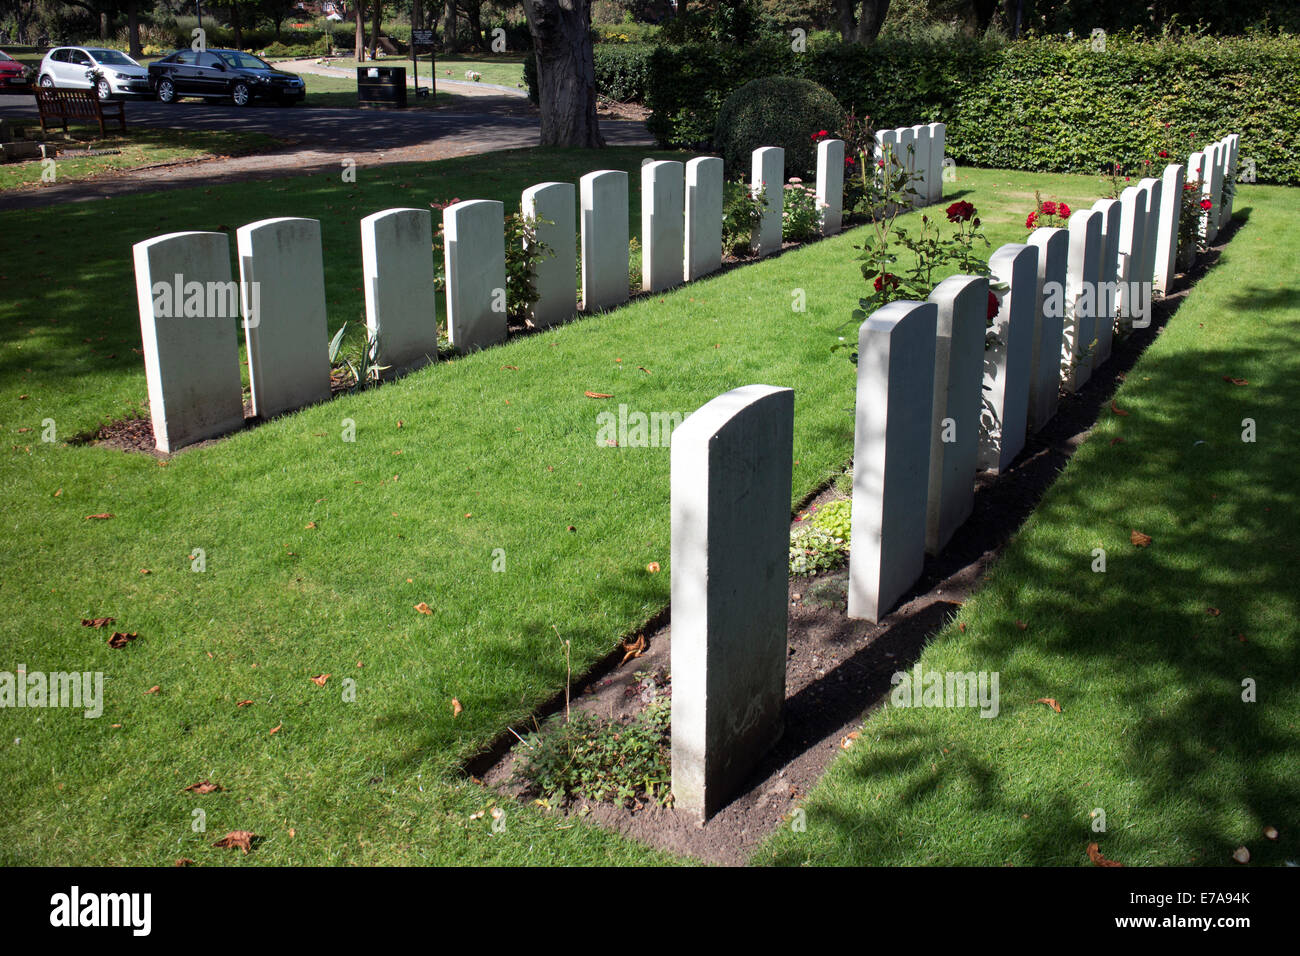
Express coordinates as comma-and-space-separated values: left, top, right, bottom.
645, 34, 1300, 185
524, 44, 654, 105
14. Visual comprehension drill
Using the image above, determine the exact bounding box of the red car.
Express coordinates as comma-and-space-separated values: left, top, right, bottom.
0, 50, 31, 92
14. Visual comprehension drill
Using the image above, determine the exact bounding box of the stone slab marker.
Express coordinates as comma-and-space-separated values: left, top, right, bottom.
133, 231, 244, 453
875, 128, 899, 216
641, 160, 684, 293
1188, 150, 1209, 245
1026, 227, 1067, 433
911, 125, 931, 207
580, 169, 629, 312
1116, 185, 1148, 335
521, 181, 577, 328
1153, 163, 1185, 296
360, 208, 437, 370
236, 217, 331, 420
1221, 135, 1239, 224
444, 199, 507, 353
751, 146, 784, 256
1063, 209, 1101, 392
927, 123, 945, 205
847, 300, 937, 623
1135, 177, 1162, 328
896, 127, 916, 207
1090, 199, 1119, 366
815, 138, 844, 236
684, 156, 723, 281
671, 384, 793, 821
979, 243, 1038, 473
1205, 142, 1224, 241
925, 275, 987, 554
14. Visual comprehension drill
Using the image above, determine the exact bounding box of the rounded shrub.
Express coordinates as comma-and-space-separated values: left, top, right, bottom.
713, 76, 844, 180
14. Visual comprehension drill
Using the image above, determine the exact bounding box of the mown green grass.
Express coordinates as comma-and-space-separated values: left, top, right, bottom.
755, 182, 1300, 867
4, 151, 1276, 866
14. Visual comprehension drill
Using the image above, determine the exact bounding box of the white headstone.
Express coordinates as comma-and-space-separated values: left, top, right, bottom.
236, 217, 331, 420
671, 384, 793, 820
521, 181, 577, 328
925, 275, 988, 554
132, 231, 244, 453
1063, 209, 1101, 391
443, 199, 507, 353
360, 207, 437, 370
1204, 142, 1224, 241
1153, 163, 1185, 296
979, 243, 1038, 473
896, 127, 916, 208
927, 122, 945, 205
1135, 176, 1162, 328
1089, 199, 1119, 364
1221, 134, 1239, 224
684, 156, 723, 281
1116, 185, 1148, 336
641, 160, 685, 293
847, 300, 937, 623
1187, 150, 1208, 264
911, 124, 931, 207
751, 146, 784, 257
580, 169, 629, 312
1026, 227, 1068, 433
816, 138, 844, 236
875, 128, 900, 217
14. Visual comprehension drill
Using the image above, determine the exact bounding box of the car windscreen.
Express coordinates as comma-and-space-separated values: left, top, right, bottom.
217, 51, 271, 71
0, 52, 13, 62
89, 49, 137, 66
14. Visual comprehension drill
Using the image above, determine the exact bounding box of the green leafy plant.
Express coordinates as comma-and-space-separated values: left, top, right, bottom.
627, 236, 642, 292
782, 178, 824, 243
810, 498, 852, 543
721, 180, 767, 258
504, 211, 553, 324
789, 525, 847, 576
328, 322, 389, 392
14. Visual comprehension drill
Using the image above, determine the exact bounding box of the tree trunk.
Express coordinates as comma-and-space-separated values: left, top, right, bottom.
835, 0, 890, 45
355, 1, 366, 60
230, 4, 243, 49
127, 0, 142, 57
522, 0, 603, 148
369, 0, 381, 59
466, 0, 484, 50
443, 0, 458, 53
99, 11, 109, 40
413, 0, 423, 31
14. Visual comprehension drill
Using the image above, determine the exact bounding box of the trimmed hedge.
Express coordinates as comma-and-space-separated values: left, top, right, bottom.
714, 77, 844, 179
523, 43, 654, 105
645, 34, 1300, 185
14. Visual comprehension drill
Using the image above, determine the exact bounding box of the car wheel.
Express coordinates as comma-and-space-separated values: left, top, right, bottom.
156, 78, 176, 103
231, 82, 251, 107
96, 78, 111, 101
39, 74, 54, 88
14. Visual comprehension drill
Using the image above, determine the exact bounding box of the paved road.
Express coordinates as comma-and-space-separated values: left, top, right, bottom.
0, 94, 652, 209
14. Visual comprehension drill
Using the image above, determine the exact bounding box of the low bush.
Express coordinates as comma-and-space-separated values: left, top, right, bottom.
714, 76, 844, 180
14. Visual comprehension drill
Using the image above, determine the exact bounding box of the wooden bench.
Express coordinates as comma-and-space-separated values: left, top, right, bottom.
35, 88, 126, 137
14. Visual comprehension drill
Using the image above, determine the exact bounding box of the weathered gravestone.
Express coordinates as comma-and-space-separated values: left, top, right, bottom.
816, 138, 844, 236
848, 300, 937, 623
684, 156, 723, 281
580, 169, 629, 312
443, 199, 507, 353
1063, 209, 1102, 392
979, 243, 1038, 473
751, 147, 784, 256
671, 384, 794, 820
642, 160, 685, 293
1204, 142, 1224, 241
927, 123, 946, 205
875, 128, 899, 216
1135, 177, 1163, 328
236, 217, 331, 420
911, 125, 931, 207
1026, 227, 1068, 433
133, 231, 245, 453
521, 181, 577, 328
360, 208, 437, 370
896, 127, 916, 207
925, 275, 988, 554
1153, 163, 1186, 296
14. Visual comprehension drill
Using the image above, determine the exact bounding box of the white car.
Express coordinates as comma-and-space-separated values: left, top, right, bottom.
38, 46, 153, 100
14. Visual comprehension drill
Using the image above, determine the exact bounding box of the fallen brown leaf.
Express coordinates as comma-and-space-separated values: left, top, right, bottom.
1016, 620, 1028, 631
1130, 530, 1153, 547
584, 391, 613, 399
310, 674, 330, 686
1222, 376, 1249, 386
1087, 842, 1123, 867
184, 780, 222, 795
211, 831, 258, 854
1206, 607, 1221, 616
646, 561, 661, 573
620, 634, 646, 665
1035, 698, 1062, 713
236, 699, 253, 707
1110, 401, 1129, 417
269, 723, 282, 735
451, 698, 463, 718
107, 632, 138, 649
840, 731, 860, 750
145, 685, 160, 695
84, 513, 114, 520
138, 568, 151, 575
414, 602, 432, 615
81, 617, 115, 628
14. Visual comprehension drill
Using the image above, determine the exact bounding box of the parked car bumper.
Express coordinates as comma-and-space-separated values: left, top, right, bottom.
0, 74, 31, 92
108, 76, 154, 97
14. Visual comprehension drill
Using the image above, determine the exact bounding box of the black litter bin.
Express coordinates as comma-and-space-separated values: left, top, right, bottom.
356, 66, 407, 109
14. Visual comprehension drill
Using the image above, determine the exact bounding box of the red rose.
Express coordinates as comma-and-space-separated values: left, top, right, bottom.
1059, 203, 1071, 218
946, 200, 976, 223
987, 291, 1000, 321
1159, 150, 1168, 158
1200, 198, 1212, 210
845, 156, 856, 165
874, 273, 899, 292
877, 159, 886, 168
1041, 201, 1058, 216
1026, 211, 1038, 229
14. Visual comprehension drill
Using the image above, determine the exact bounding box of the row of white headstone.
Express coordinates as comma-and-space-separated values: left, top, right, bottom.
874, 122, 948, 207
669, 136, 1240, 819
132, 128, 944, 453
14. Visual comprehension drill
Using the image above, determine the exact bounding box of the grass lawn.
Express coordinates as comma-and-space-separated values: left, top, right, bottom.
317, 55, 526, 90
0, 147, 1291, 865
755, 181, 1300, 867
298, 71, 454, 109
0, 125, 283, 190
